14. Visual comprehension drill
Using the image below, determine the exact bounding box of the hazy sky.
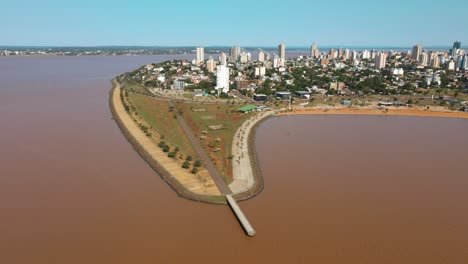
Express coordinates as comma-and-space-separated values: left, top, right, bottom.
2, 0, 467, 47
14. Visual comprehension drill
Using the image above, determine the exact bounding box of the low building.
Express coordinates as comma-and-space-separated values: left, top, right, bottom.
173, 79, 185, 90
275, 91, 291, 99
253, 94, 268, 101
295, 91, 311, 99
341, 100, 352, 106
239, 105, 257, 113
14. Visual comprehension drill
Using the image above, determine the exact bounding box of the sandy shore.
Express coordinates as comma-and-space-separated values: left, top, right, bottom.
110, 81, 223, 202
278, 106, 468, 119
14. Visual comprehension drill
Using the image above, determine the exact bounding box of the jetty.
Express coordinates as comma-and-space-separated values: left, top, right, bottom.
226, 195, 256, 236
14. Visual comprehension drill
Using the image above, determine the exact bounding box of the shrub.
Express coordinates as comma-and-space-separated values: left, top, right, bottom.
167, 152, 176, 158
182, 161, 190, 169
191, 167, 199, 174
186, 155, 193, 161
158, 141, 166, 148
163, 146, 170, 152
194, 160, 202, 167
174, 147, 179, 152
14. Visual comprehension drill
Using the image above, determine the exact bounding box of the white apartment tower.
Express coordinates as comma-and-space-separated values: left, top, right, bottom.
196, 47, 205, 64
216, 65, 230, 94
374, 52, 387, 69
219, 52, 227, 66
258, 51, 265, 62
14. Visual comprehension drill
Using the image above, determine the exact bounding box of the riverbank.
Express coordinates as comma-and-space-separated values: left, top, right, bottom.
278, 106, 468, 119
109, 80, 226, 204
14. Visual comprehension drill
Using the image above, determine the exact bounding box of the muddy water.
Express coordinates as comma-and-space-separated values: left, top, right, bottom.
1, 57, 467, 264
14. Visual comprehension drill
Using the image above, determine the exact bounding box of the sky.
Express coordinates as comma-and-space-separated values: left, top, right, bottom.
2, 0, 467, 47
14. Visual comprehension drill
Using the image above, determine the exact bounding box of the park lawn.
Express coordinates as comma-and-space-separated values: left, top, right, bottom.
123, 83, 153, 96
178, 102, 252, 183
128, 93, 198, 159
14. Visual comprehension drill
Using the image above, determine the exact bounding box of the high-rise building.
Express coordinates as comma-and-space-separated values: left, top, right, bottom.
419, 52, 428, 66
431, 55, 440, 68
255, 66, 266, 77
229, 46, 241, 62
412, 44, 422, 61
240, 52, 251, 63
329, 49, 336, 59
338, 48, 343, 58
258, 51, 265, 62
460, 54, 468, 70
344, 49, 350, 60
219, 52, 227, 66
278, 43, 286, 61
196, 47, 204, 64
375, 52, 387, 69
361, 50, 370, 60
310, 43, 318, 58
450, 41, 462, 57
216, 65, 230, 93
351, 50, 358, 61
206, 57, 217, 73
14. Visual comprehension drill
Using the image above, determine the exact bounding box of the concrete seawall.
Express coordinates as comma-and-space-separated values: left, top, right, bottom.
226, 195, 256, 236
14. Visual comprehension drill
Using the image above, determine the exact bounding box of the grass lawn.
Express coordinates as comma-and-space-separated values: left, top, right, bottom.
123, 83, 153, 96
128, 93, 197, 159
178, 102, 252, 182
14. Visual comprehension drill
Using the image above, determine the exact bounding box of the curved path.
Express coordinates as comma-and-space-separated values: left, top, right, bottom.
230, 110, 275, 194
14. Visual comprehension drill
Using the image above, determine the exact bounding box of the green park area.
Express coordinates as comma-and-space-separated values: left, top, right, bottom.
126, 93, 198, 160
177, 102, 252, 183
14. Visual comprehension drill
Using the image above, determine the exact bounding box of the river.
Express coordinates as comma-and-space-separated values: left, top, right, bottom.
1, 56, 467, 263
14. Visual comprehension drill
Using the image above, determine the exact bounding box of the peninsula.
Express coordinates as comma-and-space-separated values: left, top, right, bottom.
110, 42, 468, 203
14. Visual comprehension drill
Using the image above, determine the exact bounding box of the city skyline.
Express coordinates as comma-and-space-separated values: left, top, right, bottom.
2, 0, 467, 47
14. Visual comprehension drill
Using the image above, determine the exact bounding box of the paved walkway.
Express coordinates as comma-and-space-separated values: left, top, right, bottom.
172, 103, 233, 195
229, 110, 275, 194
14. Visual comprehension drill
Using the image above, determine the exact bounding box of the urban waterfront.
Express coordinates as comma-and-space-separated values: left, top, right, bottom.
1, 56, 468, 263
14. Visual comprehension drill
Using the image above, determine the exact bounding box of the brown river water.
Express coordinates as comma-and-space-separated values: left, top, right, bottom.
1, 56, 467, 264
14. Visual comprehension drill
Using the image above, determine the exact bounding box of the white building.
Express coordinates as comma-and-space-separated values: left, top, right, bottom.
173, 79, 185, 90
392, 68, 404, 76
240, 52, 251, 63
258, 51, 265, 62
255, 66, 266, 77
310, 43, 318, 58
196, 47, 204, 64
419, 52, 428, 66
448, 60, 455, 71
375, 52, 387, 69
219, 52, 227, 66
361, 50, 371, 60
216, 65, 230, 93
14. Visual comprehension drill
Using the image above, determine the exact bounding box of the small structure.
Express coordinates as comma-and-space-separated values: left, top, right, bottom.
238, 105, 257, 113
295, 91, 311, 99
275, 91, 291, 99
341, 100, 352, 106
253, 94, 267, 101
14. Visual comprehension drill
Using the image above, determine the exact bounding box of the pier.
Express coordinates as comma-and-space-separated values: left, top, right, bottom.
226, 195, 256, 236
